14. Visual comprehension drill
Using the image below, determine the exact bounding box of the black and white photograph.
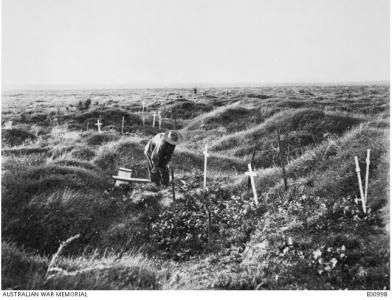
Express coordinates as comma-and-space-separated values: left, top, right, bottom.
1, 0, 390, 296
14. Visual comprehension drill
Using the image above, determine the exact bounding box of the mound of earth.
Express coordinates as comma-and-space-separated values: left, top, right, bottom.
167, 100, 214, 119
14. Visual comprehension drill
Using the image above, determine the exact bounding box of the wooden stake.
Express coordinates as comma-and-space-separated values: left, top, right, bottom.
203, 144, 209, 190
121, 116, 125, 134
152, 112, 157, 127
355, 156, 366, 213
248, 147, 257, 191
158, 111, 162, 129
364, 149, 370, 206
246, 163, 259, 205
171, 166, 175, 203
276, 128, 288, 191
142, 99, 145, 126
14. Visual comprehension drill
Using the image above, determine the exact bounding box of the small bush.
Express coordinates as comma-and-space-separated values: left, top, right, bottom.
2, 128, 36, 147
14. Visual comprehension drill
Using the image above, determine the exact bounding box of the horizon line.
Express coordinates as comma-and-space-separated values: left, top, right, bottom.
2, 80, 390, 92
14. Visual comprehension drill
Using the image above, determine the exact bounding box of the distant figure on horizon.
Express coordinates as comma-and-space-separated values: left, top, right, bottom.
144, 130, 184, 186
193, 87, 197, 96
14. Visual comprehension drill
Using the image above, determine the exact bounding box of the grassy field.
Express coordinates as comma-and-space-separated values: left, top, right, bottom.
1, 85, 390, 289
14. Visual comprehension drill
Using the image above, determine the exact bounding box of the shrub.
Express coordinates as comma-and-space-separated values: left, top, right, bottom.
2, 128, 36, 147
77, 99, 92, 111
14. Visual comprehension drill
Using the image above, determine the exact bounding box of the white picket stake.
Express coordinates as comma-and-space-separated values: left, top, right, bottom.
121, 116, 125, 134
158, 111, 162, 129
354, 156, 366, 214
203, 144, 209, 190
95, 119, 102, 133
152, 112, 157, 127
246, 163, 259, 205
142, 100, 146, 126
364, 149, 370, 205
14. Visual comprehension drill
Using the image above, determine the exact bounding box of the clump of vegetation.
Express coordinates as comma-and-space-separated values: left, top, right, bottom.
70, 145, 96, 160
2, 128, 36, 147
77, 98, 92, 111
85, 132, 120, 146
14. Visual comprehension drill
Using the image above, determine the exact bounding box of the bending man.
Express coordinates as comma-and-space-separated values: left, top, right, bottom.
144, 130, 183, 186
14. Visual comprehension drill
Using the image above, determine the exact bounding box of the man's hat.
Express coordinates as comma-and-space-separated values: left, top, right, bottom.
163, 130, 184, 145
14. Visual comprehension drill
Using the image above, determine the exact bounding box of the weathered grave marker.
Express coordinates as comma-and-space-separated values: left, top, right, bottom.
364, 149, 370, 204
203, 144, 209, 190
114, 167, 132, 186
112, 167, 150, 185
95, 119, 102, 133
246, 163, 259, 205
354, 156, 366, 213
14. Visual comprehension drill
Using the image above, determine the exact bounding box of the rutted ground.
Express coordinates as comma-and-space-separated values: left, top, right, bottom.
1, 85, 389, 289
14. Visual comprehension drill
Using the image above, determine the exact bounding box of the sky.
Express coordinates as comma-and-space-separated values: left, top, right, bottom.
1, 0, 390, 89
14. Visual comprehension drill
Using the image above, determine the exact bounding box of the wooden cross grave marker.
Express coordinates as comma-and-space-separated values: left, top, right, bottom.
203, 144, 209, 190
246, 163, 259, 205
95, 119, 102, 133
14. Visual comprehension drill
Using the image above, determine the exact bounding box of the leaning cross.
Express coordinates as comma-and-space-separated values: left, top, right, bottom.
354, 156, 366, 213
95, 119, 102, 133
246, 163, 259, 205
203, 144, 209, 190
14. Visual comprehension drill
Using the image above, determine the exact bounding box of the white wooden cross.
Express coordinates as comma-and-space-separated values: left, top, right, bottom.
246, 163, 259, 205
95, 119, 102, 133
364, 149, 370, 205
354, 156, 366, 213
203, 144, 209, 190
158, 111, 162, 129
152, 111, 157, 127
